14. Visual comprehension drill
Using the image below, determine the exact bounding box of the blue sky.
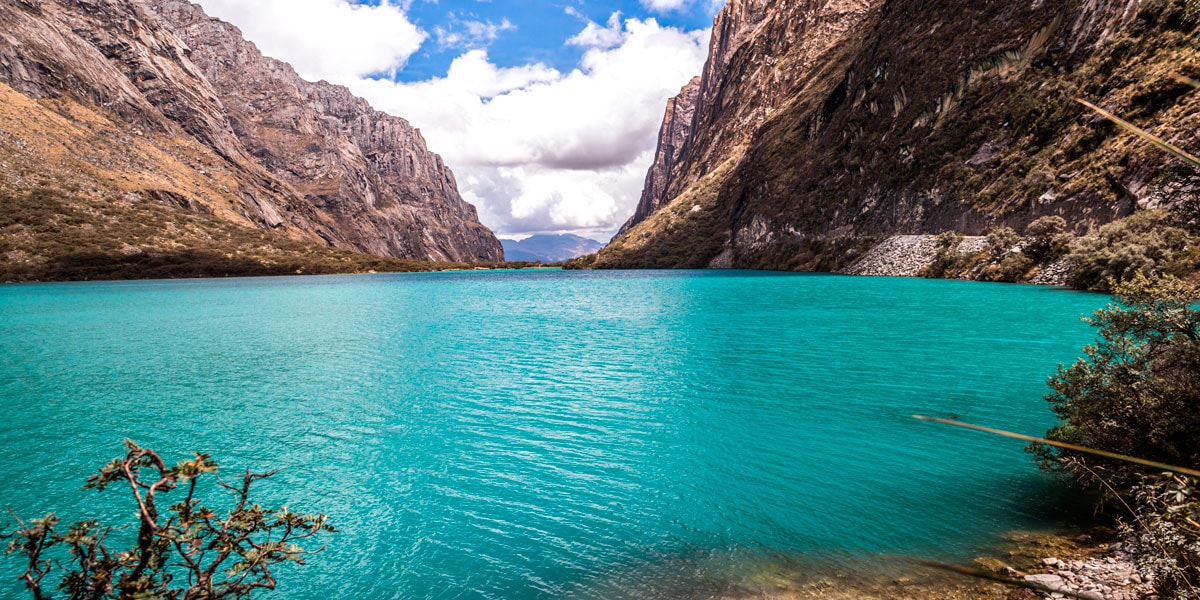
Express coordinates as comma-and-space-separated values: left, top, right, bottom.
395, 0, 719, 82
195, 0, 722, 240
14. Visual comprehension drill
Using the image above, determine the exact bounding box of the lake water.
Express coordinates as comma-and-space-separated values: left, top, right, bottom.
0, 270, 1107, 599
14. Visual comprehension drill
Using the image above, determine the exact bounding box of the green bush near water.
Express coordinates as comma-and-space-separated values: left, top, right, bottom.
1124, 476, 1200, 599
1067, 210, 1197, 291
1036, 274, 1200, 598
1022, 216, 1071, 263
974, 226, 1035, 282
1039, 274, 1200, 486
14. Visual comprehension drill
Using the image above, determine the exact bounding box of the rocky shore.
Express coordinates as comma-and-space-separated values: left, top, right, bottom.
1021, 550, 1153, 600
841, 234, 1074, 287
840, 235, 946, 278
707, 531, 1153, 600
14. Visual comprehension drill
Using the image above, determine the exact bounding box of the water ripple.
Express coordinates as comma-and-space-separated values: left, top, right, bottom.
0, 271, 1105, 599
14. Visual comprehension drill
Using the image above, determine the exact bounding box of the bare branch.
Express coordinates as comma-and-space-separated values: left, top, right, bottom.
912, 415, 1200, 477
1075, 98, 1200, 168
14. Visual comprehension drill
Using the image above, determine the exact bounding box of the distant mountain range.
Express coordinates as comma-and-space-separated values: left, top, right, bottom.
501, 234, 604, 263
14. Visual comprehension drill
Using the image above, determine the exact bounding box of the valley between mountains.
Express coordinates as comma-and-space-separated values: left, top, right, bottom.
1, 0, 1198, 288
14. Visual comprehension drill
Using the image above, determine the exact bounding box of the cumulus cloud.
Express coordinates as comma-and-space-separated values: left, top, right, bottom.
458, 153, 656, 240
352, 16, 710, 237
192, 1, 711, 239
566, 13, 625, 49
639, 0, 727, 16
193, 0, 425, 81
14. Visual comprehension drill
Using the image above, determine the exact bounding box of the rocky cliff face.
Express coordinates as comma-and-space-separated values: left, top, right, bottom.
617, 76, 701, 236
597, 0, 1200, 270
0, 0, 502, 266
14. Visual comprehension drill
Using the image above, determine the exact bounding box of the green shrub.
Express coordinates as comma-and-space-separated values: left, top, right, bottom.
1038, 274, 1200, 487
1176, 193, 1200, 234
1023, 215, 1071, 262
985, 226, 1021, 259
1123, 475, 1200, 599
921, 232, 970, 278
978, 252, 1035, 282
1068, 210, 1195, 291
1, 442, 333, 600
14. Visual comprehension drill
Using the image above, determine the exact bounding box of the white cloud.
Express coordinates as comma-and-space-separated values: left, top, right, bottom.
459, 155, 654, 240
640, 0, 690, 13
639, 0, 727, 16
435, 16, 516, 50
193, 0, 425, 81
351, 16, 710, 237
190, 2, 711, 239
566, 12, 625, 49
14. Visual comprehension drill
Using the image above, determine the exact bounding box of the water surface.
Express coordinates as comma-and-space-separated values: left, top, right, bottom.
0, 270, 1106, 599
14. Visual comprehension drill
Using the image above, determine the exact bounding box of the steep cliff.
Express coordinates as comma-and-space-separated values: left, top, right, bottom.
617, 77, 701, 237
144, 0, 500, 261
597, 0, 1200, 270
0, 0, 502, 278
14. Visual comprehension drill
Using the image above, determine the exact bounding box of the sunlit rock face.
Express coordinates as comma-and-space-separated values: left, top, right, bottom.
0, 0, 503, 262
600, 0, 1199, 270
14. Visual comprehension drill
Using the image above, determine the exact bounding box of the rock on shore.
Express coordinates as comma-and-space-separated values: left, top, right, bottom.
1021, 548, 1154, 600
840, 235, 944, 277
698, 533, 1155, 600
841, 234, 986, 279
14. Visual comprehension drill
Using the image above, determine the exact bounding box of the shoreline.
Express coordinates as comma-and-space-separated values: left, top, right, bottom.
0, 262, 562, 285
697, 529, 1148, 600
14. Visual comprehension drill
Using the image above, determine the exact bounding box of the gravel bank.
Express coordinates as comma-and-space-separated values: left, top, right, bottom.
842, 234, 1075, 287
841, 235, 943, 277
1020, 547, 1154, 600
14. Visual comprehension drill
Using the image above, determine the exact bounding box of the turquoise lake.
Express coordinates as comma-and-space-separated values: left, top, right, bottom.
0, 270, 1108, 599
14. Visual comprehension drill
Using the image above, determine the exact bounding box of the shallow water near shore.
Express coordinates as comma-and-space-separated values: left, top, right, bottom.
0, 270, 1107, 599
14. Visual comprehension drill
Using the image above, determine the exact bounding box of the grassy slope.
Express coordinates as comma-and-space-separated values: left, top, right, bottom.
0, 84, 487, 282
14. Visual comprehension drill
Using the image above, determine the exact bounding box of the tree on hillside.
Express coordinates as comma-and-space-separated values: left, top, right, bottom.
1022, 216, 1070, 263
1, 441, 333, 599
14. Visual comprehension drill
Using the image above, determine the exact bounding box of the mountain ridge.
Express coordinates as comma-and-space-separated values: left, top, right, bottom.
501, 234, 603, 263
591, 0, 1199, 271
0, 0, 502, 281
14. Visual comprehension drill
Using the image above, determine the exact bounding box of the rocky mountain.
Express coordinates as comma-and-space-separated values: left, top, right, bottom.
617, 76, 701, 237
0, 0, 501, 280
501, 234, 603, 263
593, 0, 1200, 271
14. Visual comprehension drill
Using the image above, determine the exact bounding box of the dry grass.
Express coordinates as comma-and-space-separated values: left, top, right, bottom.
0, 82, 520, 281
0, 186, 493, 282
